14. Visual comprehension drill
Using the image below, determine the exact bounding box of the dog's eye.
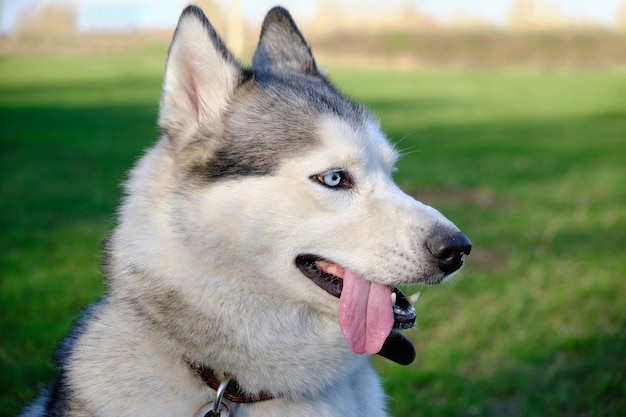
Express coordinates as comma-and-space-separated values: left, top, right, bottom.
322, 172, 342, 187
312, 171, 352, 189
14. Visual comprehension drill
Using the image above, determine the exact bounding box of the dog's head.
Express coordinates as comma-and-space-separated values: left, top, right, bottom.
152, 6, 470, 364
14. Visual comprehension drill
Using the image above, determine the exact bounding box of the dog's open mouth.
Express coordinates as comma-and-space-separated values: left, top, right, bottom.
296, 254, 417, 365
295, 255, 417, 329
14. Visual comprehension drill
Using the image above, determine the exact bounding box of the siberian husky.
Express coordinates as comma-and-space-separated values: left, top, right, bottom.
21, 6, 470, 417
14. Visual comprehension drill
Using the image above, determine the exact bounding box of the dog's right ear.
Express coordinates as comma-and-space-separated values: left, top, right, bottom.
159, 6, 244, 141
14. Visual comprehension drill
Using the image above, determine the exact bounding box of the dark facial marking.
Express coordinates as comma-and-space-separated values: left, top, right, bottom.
184, 74, 366, 183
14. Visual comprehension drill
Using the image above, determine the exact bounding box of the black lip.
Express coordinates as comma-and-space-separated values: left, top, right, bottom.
377, 331, 416, 365
296, 254, 343, 298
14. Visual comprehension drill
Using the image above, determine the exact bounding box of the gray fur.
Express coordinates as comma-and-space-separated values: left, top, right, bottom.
253, 7, 319, 77
187, 75, 367, 182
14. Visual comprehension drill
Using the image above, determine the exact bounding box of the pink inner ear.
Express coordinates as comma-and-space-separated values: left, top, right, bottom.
183, 60, 201, 122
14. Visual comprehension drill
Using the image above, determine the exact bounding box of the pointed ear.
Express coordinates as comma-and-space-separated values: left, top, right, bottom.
252, 7, 318, 77
159, 5, 243, 141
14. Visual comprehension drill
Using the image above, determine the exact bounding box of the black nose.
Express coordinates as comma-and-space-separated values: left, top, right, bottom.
427, 230, 471, 274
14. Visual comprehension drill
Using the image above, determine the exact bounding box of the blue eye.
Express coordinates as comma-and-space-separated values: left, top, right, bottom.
322, 172, 342, 187
313, 170, 352, 189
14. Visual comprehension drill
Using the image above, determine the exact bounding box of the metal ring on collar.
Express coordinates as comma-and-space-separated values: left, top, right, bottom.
212, 374, 232, 415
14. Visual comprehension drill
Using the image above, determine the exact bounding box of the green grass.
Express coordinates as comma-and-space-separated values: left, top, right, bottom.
1, 48, 625, 416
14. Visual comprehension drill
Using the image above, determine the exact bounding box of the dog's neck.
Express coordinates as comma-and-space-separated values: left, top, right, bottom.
186, 359, 276, 403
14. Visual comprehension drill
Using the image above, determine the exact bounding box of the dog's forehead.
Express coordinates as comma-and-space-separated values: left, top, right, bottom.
228, 74, 368, 143
316, 113, 398, 170
233, 76, 395, 169
233, 74, 387, 150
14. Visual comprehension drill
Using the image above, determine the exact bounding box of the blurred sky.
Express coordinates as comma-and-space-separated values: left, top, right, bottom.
1, 0, 624, 33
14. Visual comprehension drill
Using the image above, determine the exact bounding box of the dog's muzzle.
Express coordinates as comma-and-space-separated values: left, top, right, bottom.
294, 229, 471, 365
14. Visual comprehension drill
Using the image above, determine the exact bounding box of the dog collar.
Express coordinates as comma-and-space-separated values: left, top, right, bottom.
187, 360, 275, 403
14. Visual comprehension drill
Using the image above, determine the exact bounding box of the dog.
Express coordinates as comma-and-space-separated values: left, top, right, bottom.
20, 6, 470, 417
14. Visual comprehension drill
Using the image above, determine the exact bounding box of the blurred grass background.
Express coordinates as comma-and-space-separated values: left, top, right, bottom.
2, 1, 626, 416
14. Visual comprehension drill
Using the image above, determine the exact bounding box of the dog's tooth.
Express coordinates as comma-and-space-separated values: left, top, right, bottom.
391, 292, 397, 305
316, 261, 344, 278
408, 291, 421, 304
316, 260, 330, 268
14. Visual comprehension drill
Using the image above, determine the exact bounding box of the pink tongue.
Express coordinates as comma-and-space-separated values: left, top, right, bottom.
339, 270, 394, 354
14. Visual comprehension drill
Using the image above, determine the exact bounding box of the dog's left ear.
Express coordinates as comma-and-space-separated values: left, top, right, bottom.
159, 5, 244, 141
252, 7, 319, 77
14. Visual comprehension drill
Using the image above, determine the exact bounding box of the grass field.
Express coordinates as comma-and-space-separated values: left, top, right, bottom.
1, 44, 625, 416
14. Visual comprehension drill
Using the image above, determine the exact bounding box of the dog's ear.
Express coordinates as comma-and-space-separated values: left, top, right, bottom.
159, 5, 244, 140
252, 7, 319, 77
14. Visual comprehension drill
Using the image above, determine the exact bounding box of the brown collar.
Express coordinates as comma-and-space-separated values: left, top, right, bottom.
187, 360, 275, 403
